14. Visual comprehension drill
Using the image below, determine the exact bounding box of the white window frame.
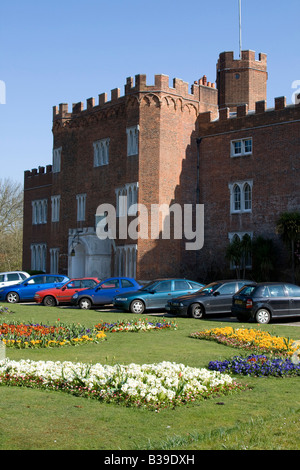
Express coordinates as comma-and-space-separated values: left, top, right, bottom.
51, 195, 61, 222
53, 147, 62, 173
126, 125, 139, 156
115, 182, 138, 217
76, 194, 86, 221
229, 181, 253, 214
93, 138, 110, 167
32, 199, 48, 225
230, 138, 252, 157
115, 244, 137, 278
50, 248, 59, 273
31, 243, 47, 272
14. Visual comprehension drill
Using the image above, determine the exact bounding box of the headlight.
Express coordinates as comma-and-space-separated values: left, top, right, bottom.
115, 297, 127, 301
72, 293, 79, 299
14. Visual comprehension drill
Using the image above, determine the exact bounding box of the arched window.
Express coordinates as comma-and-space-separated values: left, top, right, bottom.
229, 181, 253, 213
233, 184, 241, 212
244, 183, 252, 211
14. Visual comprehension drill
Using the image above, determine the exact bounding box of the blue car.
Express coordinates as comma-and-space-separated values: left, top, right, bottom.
113, 278, 204, 314
0, 274, 69, 304
71, 277, 143, 309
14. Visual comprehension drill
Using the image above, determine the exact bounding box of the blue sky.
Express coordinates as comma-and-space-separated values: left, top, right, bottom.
0, 0, 299, 184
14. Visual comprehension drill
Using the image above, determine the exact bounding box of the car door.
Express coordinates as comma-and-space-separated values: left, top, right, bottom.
207, 282, 238, 314
120, 278, 136, 293
94, 279, 120, 304
285, 284, 300, 317
147, 280, 173, 308
56, 280, 82, 303
6, 273, 22, 286
22, 276, 45, 299
173, 280, 194, 298
267, 284, 290, 317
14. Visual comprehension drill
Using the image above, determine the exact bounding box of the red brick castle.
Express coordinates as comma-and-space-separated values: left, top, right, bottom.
23, 50, 300, 282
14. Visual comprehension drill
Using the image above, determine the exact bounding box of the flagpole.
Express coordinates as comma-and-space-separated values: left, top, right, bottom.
239, 0, 242, 58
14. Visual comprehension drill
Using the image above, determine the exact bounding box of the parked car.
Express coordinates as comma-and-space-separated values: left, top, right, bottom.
0, 274, 69, 303
34, 277, 100, 306
166, 279, 256, 318
232, 282, 300, 324
113, 278, 204, 314
71, 277, 143, 309
0, 271, 30, 288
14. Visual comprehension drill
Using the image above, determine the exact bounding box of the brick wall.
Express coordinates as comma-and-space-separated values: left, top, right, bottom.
191, 99, 300, 281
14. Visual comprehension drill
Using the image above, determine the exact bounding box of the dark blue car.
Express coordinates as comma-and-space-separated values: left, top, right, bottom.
0, 274, 69, 303
71, 277, 143, 309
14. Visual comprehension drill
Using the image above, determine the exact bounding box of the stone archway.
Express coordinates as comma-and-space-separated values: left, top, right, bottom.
68, 228, 112, 280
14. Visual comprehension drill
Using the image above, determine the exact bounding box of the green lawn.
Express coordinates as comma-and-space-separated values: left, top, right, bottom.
0, 303, 299, 450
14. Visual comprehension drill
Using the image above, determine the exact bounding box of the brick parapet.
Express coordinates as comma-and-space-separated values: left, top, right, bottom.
52, 73, 218, 124
217, 50, 267, 73
24, 165, 53, 190
198, 98, 300, 136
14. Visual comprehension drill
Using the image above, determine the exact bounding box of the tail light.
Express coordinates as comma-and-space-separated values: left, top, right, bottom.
246, 298, 253, 309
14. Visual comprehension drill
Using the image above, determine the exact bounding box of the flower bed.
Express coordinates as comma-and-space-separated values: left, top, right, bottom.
0, 358, 246, 410
0, 321, 106, 348
94, 318, 178, 333
209, 354, 300, 377
190, 327, 297, 357
0, 318, 177, 348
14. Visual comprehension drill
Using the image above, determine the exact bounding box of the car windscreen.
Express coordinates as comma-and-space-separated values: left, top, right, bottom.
237, 285, 256, 296
139, 281, 162, 291
198, 282, 222, 294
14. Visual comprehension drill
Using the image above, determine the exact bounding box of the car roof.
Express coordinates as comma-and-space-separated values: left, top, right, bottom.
146, 278, 199, 282
207, 279, 256, 284
0, 270, 28, 274
255, 282, 297, 286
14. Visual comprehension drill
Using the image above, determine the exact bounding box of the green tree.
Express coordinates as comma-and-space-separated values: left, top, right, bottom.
226, 234, 252, 279
276, 211, 300, 283
251, 236, 275, 281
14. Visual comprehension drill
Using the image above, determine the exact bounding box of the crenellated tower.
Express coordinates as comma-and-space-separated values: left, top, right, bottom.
216, 50, 267, 112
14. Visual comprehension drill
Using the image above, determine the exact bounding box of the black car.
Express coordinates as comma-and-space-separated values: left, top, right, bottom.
232, 282, 300, 324
166, 280, 256, 319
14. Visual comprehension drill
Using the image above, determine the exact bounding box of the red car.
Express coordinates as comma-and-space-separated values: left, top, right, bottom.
34, 278, 100, 306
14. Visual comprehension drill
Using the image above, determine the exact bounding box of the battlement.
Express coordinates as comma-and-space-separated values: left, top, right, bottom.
198, 96, 300, 126
217, 50, 267, 71
53, 73, 217, 121
24, 165, 52, 179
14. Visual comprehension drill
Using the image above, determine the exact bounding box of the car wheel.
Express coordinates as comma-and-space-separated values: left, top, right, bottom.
130, 299, 145, 314
255, 308, 271, 324
6, 292, 19, 303
189, 303, 204, 319
79, 298, 92, 310
43, 295, 56, 307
